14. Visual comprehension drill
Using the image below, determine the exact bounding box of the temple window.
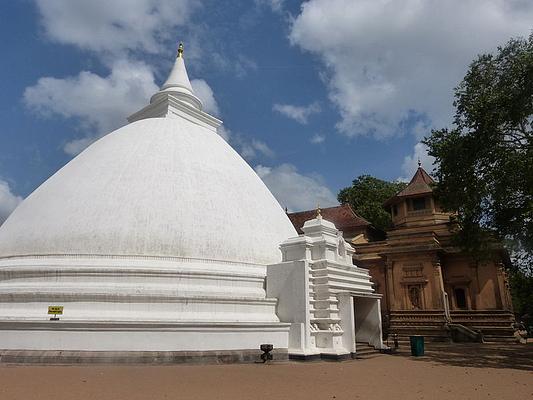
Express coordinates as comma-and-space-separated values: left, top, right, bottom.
391, 204, 398, 216
411, 197, 427, 211
408, 286, 422, 309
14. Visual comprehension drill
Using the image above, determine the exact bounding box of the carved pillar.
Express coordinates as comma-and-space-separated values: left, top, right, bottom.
385, 260, 396, 311
432, 256, 449, 319
468, 260, 480, 310
496, 262, 512, 311
432, 257, 443, 308
503, 266, 514, 312
376, 264, 387, 312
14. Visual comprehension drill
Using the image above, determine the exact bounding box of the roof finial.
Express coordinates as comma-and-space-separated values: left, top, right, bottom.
316, 203, 322, 218
177, 42, 184, 59
417, 158, 422, 168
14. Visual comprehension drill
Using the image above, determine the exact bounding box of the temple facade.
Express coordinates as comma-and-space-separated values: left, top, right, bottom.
289, 167, 516, 343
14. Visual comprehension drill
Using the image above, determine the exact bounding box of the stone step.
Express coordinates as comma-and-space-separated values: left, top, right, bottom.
356, 349, 378, 356
452, 316, 514, 323
472, 327, 515, 334
390, 310, 447, 314
354, 343, 382, 359
388, 333, 517, 344
389, 337, 451, 344
389, 323, 448, 329
453, 325, 516, 340
449, 312, 515, 327
355, 343, 377, 353
355, 352, 382, 360
482, 335, 519, 343
387, 333, 451, 343
450, 310, 514, 315
450, 314, 514, 323
451, 318, 514, 325
387, 310, 517, 344
389, 327, 450, 335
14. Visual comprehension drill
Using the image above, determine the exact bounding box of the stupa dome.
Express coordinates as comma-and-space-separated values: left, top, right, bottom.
0, 116, 295, 265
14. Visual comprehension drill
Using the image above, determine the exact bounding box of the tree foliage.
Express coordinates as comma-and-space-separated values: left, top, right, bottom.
338, 175, 406, 231
510, 269, 533, 324
424, 34, 533, 274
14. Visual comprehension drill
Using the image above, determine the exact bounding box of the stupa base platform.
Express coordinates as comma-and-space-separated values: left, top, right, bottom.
0, 320, 290, 363
0, 348, 289, 365
289, 352, 355, 362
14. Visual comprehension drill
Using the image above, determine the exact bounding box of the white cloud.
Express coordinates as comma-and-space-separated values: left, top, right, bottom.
0, 180, 22, 225
28, 0, 262, 158
255, 163, 337, 211
191, 79, 220, 116
273, 102, 321, 124
234, 55, 259, 78
255, 0, 285, 13
63, 137, 99, 156
400, 142, 435, 182
214, 126, 274, 159
310, 133, 325, 144
24, 59, 158, 155
28, 1, 203, 154
250, 140, 275, 158
235, 136, 275, 160
34, 0, 199, 57
35, 0, 255, 81
24, 55, 225, 155
290, 0, 533, 138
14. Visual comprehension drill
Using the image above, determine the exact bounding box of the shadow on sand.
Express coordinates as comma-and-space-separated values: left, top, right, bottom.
397, 342, 533, 372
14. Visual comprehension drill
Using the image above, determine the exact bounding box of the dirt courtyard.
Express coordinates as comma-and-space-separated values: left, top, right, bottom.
0, 343, 531, 400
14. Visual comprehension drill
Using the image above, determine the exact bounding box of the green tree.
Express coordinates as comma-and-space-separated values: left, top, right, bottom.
510, 267, 533, 325
424, 34, 533, 275
338, 175, 406, 231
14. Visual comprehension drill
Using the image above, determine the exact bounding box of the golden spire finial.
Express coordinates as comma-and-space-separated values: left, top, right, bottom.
177, 42, 184, 58
316, 203, 322, 218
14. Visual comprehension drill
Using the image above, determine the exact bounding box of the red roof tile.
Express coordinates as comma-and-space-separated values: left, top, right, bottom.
287, 204, 370, 234
384, 167, 435, 206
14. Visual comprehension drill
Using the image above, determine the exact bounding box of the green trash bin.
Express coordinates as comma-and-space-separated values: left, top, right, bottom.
409, 335, 424, 356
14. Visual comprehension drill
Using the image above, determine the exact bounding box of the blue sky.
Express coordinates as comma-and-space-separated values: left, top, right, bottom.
1, 0, 532, 220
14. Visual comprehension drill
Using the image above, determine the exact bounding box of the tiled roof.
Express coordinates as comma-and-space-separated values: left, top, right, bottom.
288, 204, 370, 234
384, 167, 435, 206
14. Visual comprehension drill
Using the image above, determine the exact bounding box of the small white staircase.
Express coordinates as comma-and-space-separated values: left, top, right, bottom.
355, 342, 382, 359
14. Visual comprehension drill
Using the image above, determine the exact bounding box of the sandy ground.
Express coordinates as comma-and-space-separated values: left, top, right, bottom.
0, 343, 531, 400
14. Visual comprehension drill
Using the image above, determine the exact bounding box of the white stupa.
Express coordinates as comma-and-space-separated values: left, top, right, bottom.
0, 43, 297, 360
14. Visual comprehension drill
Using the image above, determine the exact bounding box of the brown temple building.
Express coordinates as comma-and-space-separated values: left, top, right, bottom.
288, 166, 516, 343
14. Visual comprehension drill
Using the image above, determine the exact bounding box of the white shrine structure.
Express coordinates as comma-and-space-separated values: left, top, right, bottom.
269, 211, 384, 359
0, 44, 384, 363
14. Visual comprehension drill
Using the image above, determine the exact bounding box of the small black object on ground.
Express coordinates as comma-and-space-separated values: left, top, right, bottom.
260, 344, 273, 363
